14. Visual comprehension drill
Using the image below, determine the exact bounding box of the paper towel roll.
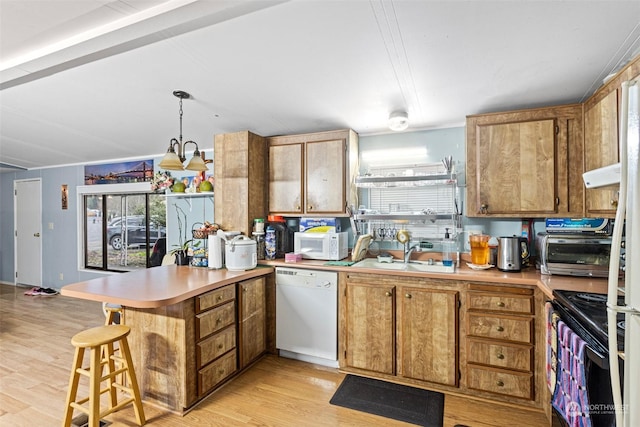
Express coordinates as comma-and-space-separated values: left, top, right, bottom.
208, 234, 223, 269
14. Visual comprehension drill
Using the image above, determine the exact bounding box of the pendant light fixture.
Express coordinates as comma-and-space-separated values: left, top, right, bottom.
159, 90, 208, 171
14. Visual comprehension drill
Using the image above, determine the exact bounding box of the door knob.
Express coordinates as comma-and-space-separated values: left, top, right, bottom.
34, 232, 40, 237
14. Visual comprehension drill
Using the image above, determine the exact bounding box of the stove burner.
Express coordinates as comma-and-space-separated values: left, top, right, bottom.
575, 293, 608, 303
618, 320, 625, 331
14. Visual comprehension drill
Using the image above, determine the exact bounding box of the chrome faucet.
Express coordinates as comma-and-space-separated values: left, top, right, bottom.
404, 243, 421, 263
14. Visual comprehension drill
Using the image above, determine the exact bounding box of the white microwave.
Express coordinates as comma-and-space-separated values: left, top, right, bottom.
293, 232, 348, 261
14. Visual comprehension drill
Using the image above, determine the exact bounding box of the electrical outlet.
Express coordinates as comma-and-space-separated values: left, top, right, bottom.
48, 222, 54, 230
59, 273, 63, 281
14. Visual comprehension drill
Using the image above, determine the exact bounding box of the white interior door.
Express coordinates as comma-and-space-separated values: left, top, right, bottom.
14, 179, 42, 287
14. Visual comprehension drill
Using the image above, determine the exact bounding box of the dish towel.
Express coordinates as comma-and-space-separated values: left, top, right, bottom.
552, 320, 592, 427
545, 302, 560, 392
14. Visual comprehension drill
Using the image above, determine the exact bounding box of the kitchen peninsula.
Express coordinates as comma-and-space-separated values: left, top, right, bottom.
61, 260, 610, 423
61, 265, 274, 414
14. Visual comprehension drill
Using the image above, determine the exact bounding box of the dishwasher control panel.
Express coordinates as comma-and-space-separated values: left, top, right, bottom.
275, 267, 337, 289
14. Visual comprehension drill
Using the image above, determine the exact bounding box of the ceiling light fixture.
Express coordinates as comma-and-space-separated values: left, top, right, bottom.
159, 90, 208, 171
388, 110, 409, 131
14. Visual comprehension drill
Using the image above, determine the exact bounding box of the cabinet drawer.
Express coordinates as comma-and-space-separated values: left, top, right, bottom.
197, 325, 236, 368
196, 285, 236, 313
196, 301, 235, 340
198, 349, 237, 396
467, 364, 533, 400
467, 292, 533, 314
467, 314, 533, 343
466, 338, 532, 371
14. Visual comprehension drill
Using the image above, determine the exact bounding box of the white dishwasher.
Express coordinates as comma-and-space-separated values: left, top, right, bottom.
275, 267, 338, 368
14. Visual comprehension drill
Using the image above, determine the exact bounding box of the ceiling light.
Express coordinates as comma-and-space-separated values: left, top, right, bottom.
388, 111, 409, 131
159, 90, 208, 171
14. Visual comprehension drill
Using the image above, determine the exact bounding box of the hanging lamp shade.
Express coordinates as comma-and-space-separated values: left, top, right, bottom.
185, 151, 208, 171
158, 149, 185, 170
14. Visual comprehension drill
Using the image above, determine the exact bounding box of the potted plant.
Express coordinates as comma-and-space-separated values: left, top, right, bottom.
170, 205, 200, 265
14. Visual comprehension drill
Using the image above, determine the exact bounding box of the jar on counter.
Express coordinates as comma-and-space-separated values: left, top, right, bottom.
252, 232, 265, 260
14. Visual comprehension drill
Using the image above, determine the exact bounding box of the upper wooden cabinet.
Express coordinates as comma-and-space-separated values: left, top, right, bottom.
582, 55, 640, 218
466, 104, 583, 217
214, 131, 267, 235
267, 129, 358, 216
584, 90, 619, 217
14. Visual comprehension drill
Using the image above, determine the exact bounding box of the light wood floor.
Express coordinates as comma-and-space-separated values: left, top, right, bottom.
0, 283, 552, 427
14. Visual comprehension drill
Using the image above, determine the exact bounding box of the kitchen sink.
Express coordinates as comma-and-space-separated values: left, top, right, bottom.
352, 258, 455, 273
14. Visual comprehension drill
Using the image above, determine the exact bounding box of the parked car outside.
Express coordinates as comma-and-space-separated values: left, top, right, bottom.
107, 215, 166, 250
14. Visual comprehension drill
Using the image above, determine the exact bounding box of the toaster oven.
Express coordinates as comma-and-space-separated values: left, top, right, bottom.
535, 232, 623, 277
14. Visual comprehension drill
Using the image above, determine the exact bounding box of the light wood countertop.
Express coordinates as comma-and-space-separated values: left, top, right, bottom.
61, 259, 610, 308
61, 265, 274, 308
260, 259, 611, 299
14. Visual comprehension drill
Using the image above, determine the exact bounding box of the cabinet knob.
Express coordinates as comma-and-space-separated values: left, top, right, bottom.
296, 205, 301, 210
496, 353, 505, 360
611, 199, 618, 207
216, 317, 222, 324
496, 325, 504, 332
496, 301, 505, 307
217, 295, 223, 301
405, 293, 412, 299
480, 204, 488, 214
308, 205, 313, 210
385, 291, 392, 297
218, 343, 224, 350
496, 379, 505, 387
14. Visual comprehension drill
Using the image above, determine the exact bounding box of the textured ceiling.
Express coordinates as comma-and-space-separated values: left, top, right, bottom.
1, 0, 640, 171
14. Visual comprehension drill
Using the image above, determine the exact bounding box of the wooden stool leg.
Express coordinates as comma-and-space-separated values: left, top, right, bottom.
62, 347, 84, 427
119, 337, 146, 425
88, 346, 102, 427
104, 341, 118, 409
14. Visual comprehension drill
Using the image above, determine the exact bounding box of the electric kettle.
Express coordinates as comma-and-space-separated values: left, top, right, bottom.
496, 236, 530, 272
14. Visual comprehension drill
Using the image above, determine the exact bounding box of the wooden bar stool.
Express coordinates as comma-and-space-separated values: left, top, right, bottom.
62, 325, 145, 427
102, 302, 123, 325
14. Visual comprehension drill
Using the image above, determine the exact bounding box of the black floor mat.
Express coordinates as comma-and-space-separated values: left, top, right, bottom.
330, 374, 444, 427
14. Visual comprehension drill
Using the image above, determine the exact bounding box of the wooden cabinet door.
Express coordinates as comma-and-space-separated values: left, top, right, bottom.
399, 287, 459, 386
474, 119, 557, 215
306, 139, 346, 214
238, 277, 266, 369
584, 89, 619, 217
345, 281, 395, 375
268, 143, 303, 214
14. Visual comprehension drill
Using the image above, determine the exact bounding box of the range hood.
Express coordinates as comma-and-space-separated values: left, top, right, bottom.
582, 163, 621, 189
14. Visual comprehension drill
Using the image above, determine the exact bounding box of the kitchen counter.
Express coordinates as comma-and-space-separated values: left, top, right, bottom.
259, 258, 611, 298
60, 264, 274, 308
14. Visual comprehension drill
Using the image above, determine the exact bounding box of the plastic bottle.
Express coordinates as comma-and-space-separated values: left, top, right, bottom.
265, 226, 276, 260
267, 215, 289, 258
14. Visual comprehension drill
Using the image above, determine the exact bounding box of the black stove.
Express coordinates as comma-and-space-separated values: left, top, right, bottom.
552, 290, 625, 359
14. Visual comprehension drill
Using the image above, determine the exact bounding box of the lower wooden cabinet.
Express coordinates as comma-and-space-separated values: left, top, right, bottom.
195, 285, 237, 397
399, 287, 459, 386
238, 277, 267, 369
343, 273, 459, 386
124, 275, 269, 413
467, 364, 533, 399
199, 349, 238, 396
345, 277, 395, 375
340, 274, 547, 416
465, 284, 536, 401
